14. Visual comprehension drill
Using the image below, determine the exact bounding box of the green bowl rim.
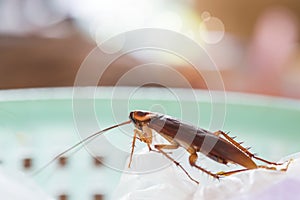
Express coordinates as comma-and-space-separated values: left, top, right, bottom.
0, 87, 299, 112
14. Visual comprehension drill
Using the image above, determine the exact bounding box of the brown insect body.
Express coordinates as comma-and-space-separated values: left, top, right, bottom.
129, 110, 288, 183
147, 113, 257, 169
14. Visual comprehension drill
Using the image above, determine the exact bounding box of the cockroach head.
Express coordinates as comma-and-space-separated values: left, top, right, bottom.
129, 111, 153, 127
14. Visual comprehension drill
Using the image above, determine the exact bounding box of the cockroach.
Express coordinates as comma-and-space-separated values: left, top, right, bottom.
34, 110, 291, 184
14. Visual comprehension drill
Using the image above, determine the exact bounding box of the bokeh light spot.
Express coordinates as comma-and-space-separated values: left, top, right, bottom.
199, 13, 225, 44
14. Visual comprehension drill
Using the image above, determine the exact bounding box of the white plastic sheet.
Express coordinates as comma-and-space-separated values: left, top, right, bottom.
0, 168, 54, 200
113, 151, 300, 200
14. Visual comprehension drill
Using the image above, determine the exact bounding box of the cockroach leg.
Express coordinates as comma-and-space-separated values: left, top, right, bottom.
279, 158, 293, 171
154, 144, 199, 184
252, 155, 283, 166
216, 165, 279, 176
217, 161, 291, 176
216, 168, 251, 176
259, 158, 293, 172
128, 128, 153, 168
128, 129, 138, 168
214, 130, 283, 166
136, 128, 152, 151
142, 126, 153, 147
154, 143, 179, 150
217, 157, 293, 176
188, 148, 220, 180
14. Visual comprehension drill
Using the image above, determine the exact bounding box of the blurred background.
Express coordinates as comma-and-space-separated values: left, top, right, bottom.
1, 1, 300, 200
0, 0, 300, 98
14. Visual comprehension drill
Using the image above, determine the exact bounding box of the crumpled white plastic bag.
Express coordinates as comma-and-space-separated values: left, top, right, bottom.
0, 167, 54, 200
113, 150, 300, 200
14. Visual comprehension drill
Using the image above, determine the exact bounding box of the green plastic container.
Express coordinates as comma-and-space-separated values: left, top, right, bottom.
0, 87, 299, 200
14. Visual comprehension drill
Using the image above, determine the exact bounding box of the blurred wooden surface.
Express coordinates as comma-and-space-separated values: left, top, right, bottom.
195, 0, 300, 38
0, 22, 93, 89
0, 1, 300, 99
